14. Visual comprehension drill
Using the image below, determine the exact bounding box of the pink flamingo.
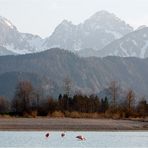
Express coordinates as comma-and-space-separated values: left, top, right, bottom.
45, 133, 50, 138
61, 132, 65, 137
76, 135, 86, 141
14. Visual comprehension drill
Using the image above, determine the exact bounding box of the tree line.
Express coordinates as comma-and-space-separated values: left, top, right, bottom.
0, 80, 148, 118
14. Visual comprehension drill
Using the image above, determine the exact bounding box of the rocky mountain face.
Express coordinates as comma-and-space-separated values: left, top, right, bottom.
0, 46, 15, 56
1, 11, 148, 58
97, 27, 148, 58
43, 11, 133, 51
0, 49, 148, 100
76, 48, 99, 57
0, 16, 44, 55
0, 11, 134, 56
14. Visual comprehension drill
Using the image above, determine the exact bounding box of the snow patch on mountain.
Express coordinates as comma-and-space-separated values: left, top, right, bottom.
132, 40, 138, 46
143, 34, 148, 38
0, 16, 15, 30
141, 41, 148, 58
4, 20, 14, 29
43, 10, 133, 51
119, 42, 128, 56
97, 27, 148, 58
105, 30, 122, 39
0, 45, 17, 56
21, 33, 44, 50
5, 44, 27, 54
1, 11, 148, 59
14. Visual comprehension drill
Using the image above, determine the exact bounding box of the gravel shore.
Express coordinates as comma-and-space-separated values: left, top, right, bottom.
0, 118, 147, 131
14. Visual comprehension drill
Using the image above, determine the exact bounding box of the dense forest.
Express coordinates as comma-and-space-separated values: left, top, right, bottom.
0, 80, 148, 118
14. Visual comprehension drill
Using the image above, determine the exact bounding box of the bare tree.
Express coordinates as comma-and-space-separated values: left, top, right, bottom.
137, 97, 148, 118
12, 80, 34, 115
109, 81, 120, 108
126, 89, 135, 112
63, 76, 72, 96
0, 96, 9, 113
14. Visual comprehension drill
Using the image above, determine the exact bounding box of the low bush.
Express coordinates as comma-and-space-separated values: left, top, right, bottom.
69, 111, 81, 118
51, 111, 65, 118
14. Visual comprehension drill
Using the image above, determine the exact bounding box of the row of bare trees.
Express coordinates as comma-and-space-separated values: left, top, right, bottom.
0, 80, 147, 118
109, 81, 135, 111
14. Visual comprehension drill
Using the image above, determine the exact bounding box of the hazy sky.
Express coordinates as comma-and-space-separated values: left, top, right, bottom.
0, 0, 147, 37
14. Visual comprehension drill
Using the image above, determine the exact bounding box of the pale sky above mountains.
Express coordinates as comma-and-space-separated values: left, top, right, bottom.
0, 0, 147, 37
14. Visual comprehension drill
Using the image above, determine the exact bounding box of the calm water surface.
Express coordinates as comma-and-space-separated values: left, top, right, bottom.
0, 131, 147, 147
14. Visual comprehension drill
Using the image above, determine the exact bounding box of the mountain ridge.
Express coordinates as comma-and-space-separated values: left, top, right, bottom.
0, 10, 134, 55
98, 27, 148, 58
44, 10, 133, 51
0, 48, 148, 100
1, 11, 148, 58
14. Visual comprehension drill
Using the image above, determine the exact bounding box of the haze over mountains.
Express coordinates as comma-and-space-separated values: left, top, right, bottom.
0, 48, 148, 100
0, 16, 44, 55
43, 11, 133, 51
0, 10, 148, 58
97, 27, 148, 58
0, 10, 148, 100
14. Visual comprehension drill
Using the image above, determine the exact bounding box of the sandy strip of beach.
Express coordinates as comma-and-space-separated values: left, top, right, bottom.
0, 118, 147, 131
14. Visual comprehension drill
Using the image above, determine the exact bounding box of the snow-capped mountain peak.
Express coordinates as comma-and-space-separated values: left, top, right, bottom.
54, 19, 75, 32
1, 11, 148, 59
84, 10, 133, 33
0, 16, 16, 30
88, 10, 119, 21
0, 16, 44, 55
60, 20, 73, 26
136, 25, 148, 31
98, 27, 148, 58
43, 10, 133, 51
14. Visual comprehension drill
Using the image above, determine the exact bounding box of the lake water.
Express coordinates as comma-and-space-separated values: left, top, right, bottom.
0, 131, 147, 147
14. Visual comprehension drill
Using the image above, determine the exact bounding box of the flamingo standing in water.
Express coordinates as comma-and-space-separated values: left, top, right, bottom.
61, 132, 65, 137
76, 135, 86, 141
45, 133, 50, 138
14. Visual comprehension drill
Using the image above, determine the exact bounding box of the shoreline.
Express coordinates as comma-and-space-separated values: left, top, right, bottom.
0, 118, 148, 131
